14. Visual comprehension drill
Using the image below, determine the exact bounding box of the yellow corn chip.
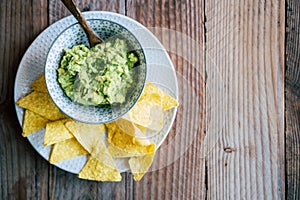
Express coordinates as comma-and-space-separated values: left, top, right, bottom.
78, 157, 122, 182
139, 81, 163, 104
129, 153, 155, 181
143, 81, 179, 111
148, 104, 164, 131
122, 100, 163, 132
78, 139, 121, 182
65, 121, 105, 153
16, 91, 66, 121
115, 118, 153, 145
108, 144, 145, 158
30, 73, 47, 93
22, 110, 49, 137
116, 118, 136, 136
135, 124, 147, 133
122, 82, 176, 128
122, 99, 153, 127
91, 139, 117, 168
133, 129, 153, 146
49, 138, 88, 164
44, 119, 73, 146
162, 92, 179, 111
106, 122, 155, 154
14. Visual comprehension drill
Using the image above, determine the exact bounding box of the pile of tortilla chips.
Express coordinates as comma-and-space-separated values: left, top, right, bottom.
16, 73, 179, 181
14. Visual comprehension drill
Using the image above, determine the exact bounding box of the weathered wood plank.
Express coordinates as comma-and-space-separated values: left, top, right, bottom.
0, 0, 49, 199
205, 0, 285, 199
0, 0, 48, 104
47, 1, 127, 199
0, 106, 50, 200
285, 87, 300, 200
49, 0, 125, 25
48, 166, 127, 200
127, 0, 206, 199
286, 0, 300, 199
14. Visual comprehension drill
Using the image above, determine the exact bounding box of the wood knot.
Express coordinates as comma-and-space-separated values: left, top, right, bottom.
223, 147, 236, 153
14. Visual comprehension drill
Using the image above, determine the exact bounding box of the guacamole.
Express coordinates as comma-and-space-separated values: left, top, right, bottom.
57, 39, 138, 106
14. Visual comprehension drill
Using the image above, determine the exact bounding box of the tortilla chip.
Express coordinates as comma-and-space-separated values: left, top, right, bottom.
129, 153, 155, 181
135, 124, 147, 133
161, 92, 179, 111
78, 139, 121, 182
22, 110, 49, 137
122, 99, 154, 127
122, 82, 176, 128
143, 81, 179, 111
115, 118, 137, 136
44, 119, 73, 146
122, 101, 164, 133
30, 73, 47, 93
90, 139, 117, 168
108, 144, 144, 158
111, 119, 152, 146
139, 81, 163, 104
16, 91, 66, 120
78, 157, 122, 182
148, 104, 164, 131
65, 121, 105, 153
106, 122, 155, 154
133, 129, 153, 146
49, 138, 88, 164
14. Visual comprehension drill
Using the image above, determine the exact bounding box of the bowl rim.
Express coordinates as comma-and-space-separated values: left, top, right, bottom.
45, 18, 147, 124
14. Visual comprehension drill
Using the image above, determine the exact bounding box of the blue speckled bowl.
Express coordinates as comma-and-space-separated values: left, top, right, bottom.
45, 19, 146, 124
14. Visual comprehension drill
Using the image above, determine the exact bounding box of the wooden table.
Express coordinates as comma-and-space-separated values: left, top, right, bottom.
0, 0, 299, 199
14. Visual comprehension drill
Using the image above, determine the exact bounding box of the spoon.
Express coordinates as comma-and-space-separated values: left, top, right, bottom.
61, 0, 103, 47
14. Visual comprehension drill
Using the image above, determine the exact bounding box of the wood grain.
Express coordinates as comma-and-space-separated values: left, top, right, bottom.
0, 107, 50, 199
49, 0, 125, 24
127, 0, 206, 199
285, 87, 300, 200
48, 167, 127, 200
286, 0, 300, 199
0, 0, 49, 199
205, 0, 285, 199
0, 0, 48, 104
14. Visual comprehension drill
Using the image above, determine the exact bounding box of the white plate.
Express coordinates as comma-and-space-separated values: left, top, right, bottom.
14, 11, 178, 174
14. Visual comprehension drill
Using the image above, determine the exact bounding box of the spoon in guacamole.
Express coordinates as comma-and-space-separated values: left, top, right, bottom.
61, 0, 103, 47
59, 0, 140, 107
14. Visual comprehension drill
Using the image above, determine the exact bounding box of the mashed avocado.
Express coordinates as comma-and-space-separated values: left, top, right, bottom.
57, 39, 138, 106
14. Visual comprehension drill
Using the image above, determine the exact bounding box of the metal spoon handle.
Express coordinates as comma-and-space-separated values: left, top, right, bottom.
61, 0, 103, 47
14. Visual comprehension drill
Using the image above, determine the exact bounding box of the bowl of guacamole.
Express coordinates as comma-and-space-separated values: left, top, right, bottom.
45, 18, 146, 124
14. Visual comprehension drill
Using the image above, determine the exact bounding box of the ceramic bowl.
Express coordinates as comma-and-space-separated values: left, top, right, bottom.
45, 19, 146, 124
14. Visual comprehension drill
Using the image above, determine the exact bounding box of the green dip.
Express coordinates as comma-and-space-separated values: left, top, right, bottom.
57, 38, 138, 106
